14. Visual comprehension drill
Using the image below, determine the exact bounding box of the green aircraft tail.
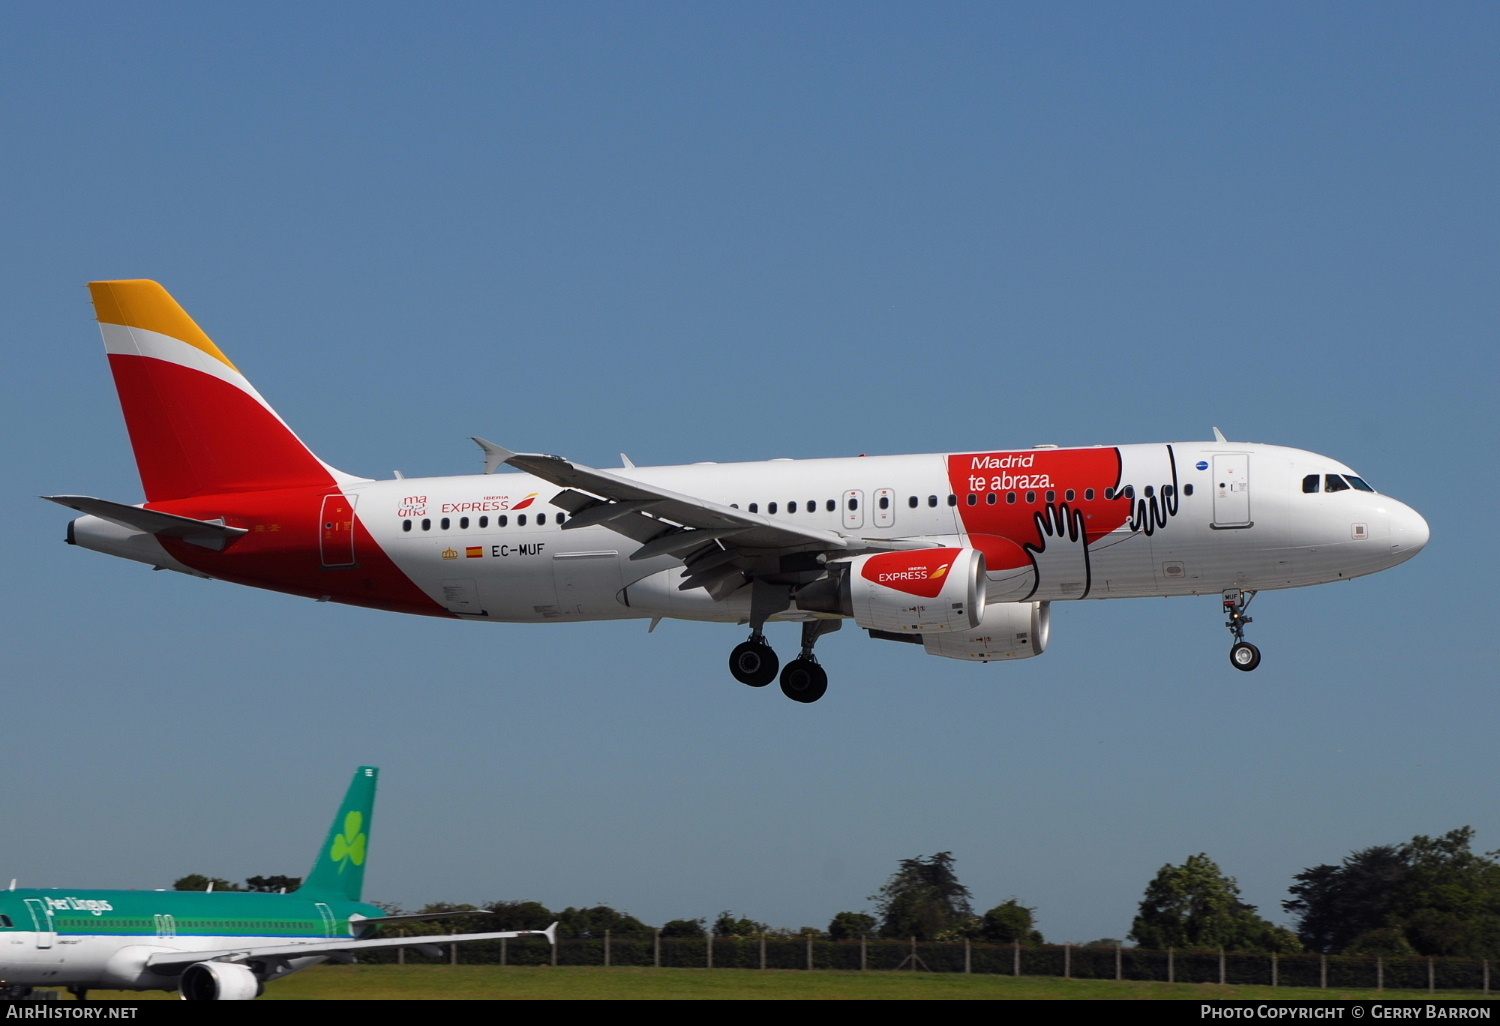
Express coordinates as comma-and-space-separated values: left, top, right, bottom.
297, 766, 378, 902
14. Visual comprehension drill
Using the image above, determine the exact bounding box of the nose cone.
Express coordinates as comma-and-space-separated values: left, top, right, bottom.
1389, 501, 1430, 562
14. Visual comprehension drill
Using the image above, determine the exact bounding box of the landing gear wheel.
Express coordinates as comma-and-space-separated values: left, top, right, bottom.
1230, 641, 1261, 672
729, 640, 778, 687
779, 657, 828, 703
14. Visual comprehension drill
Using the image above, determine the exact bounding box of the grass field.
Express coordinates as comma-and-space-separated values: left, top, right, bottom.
76, 965, 1497, 1000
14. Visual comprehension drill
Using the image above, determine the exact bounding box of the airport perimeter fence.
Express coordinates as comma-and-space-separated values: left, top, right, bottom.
367, 935, 1494, 993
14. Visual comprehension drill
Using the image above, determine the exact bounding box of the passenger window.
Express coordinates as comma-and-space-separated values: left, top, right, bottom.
986, 493, 997, 505
1086, 489, 1095, 500
479, 516, 488, 528
1303, 474, 1320, 493
1065, 490, 1075, 502
1162, 485, 1173, 498
537, 513, 547, 525
827, 499, 836, 512
440, 517, 450, 530
1104, 488, 1114, 500
402, 519, 412, 532
460, 516, 469, 529
518, 514, 528, 526
947, 494, 956, 507
967, 494, 977, 506
908, 496, 918, 509
1006, 492, 1016, 504
1046, 490, 1056, 503
1183, 484, 1193, 496
422, 519, 431, 531
1325, 475, 1350, 493
878, 496, 890, 510
749, 503, 758, 513
788, 501, 798, 513
1142, 486, 1152, 499
1025, 491, 1036, 503
927, 495, 937, 507
768, 502, 778, 514
498, 515, 508, 527
847, 498, 858, 510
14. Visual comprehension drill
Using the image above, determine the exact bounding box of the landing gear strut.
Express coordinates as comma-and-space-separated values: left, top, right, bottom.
1223, 589, 1261, 672
778, 620, 839, 703
729, 634, 778, 687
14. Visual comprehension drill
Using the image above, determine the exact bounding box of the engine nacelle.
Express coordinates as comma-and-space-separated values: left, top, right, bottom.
921, 600, 1050, 662
179, 961, 262, 1001
833, 548, 986, 634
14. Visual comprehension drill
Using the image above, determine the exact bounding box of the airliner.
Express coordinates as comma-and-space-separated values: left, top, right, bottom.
0, 767, 554, 1000
49, 281, 1429, 703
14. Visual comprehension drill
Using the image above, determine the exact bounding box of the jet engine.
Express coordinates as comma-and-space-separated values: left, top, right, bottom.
796, 548, 986, 634
179, 960, 262, 1001
920, 600, 1050, 662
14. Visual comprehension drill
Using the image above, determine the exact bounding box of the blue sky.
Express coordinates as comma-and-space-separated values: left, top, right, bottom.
4, 2, 1495, 943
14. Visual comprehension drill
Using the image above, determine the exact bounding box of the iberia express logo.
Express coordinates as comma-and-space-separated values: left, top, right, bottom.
860, 549, 961, 599
511, 493, 538, 511
331, 811, 367, 873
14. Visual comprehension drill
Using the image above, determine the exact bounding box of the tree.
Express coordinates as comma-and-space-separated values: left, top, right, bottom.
980, 899, 1044, 945
660, 918, 706, 938
1284, 827, 1500, 957
870, 852, 974, 940
173, 875, 243, 892
556, 905, 653, 940
1130, 854, 1300, 953
245, 875, 301, 893
712, 911, 768, 938
828, 911, 877, 941
485, 900, 555, 932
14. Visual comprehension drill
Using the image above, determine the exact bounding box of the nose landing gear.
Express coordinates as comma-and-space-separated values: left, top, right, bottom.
1223, 589, 1261, 671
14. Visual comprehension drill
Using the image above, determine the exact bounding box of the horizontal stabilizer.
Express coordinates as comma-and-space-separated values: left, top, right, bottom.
43, 495, 248, 551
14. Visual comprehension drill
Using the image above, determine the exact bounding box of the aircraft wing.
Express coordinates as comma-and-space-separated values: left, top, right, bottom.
144, 923, 557, 975
474, 440, 928, 599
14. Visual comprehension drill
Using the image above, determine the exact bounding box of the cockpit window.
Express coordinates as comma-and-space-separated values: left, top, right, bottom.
1324, 474, 1351, 493
1302, 474, 1320, 494
1345, 475, 1375, 492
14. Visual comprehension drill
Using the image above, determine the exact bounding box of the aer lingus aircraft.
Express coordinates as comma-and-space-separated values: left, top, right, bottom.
49, 281, 1429, 703
0, 767, 554, 1000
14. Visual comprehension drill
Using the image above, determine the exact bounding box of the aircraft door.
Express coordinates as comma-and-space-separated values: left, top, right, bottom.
553, 550, 624, 618
843, 490, 864, 530
315, 902, 338, 938
874, 488, 895, 528
23, 899, 54, 948
1212, 454, 1252, 528
320, 494, 358, 567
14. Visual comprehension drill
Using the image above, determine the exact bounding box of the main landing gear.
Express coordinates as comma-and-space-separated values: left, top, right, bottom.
729, 634, 778, 687
728, 621, 839, 703
1223, 589, 1261, 672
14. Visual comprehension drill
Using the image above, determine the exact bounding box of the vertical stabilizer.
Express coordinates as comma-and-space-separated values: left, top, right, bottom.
298, 767, 378, 902
89, 280, 348, 502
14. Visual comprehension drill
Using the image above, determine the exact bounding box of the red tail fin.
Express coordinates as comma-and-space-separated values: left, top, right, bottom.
90, 281, 343, 502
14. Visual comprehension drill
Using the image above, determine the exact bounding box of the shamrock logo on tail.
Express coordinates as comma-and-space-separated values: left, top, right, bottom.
330, 811, 367, 874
